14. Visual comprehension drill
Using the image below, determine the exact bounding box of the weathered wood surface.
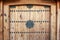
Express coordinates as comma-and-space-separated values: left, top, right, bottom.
57, 2, 60, 40
0, 1, 3, 40
4, 0, 56, 5
4, 6, 10, 40
9, 5, 50, 40
3, 0, 57, 40
59, 2, 60, 40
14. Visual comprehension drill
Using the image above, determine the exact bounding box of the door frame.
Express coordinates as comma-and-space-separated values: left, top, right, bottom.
3, 3, 57, 40
9, 4, 51, 40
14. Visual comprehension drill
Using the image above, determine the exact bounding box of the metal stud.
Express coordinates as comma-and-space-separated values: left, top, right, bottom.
10, 10, 13, 12
14, 10, 15, 12
12, 21, 13, 23
43, 10, 45, 12
14, 21, 15, 23
41, 10, 42, 12
12, 10, 13, 12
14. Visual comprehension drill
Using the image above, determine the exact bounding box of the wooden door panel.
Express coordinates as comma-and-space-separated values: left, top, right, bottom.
30, 6, 44, 21
10, 22, 29, 32
29, 33, 46, 40
29, 22, 44, 32
10, 5, 50, 40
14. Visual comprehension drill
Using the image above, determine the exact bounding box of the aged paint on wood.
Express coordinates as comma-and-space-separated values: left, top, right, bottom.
9, 5, 50, 40
3, 0, 57, 40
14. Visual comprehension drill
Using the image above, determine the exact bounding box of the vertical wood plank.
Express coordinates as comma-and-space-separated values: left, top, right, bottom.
51, 5, 57, 40
4, 5, 9, 40
57, 1, 60, 40
0, 1, 3, 40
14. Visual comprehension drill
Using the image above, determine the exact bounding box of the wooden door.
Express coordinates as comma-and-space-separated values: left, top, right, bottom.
9, 5, 50, 40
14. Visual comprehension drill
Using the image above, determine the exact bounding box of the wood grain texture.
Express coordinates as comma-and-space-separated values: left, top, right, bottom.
51, 5, 56, 40
4, 5, 10, 40
0, 1, 3, 40
9, 5, 50, 40
3, 0, 57, 40
4, 0, 56, 5
57, 2, 60, 40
